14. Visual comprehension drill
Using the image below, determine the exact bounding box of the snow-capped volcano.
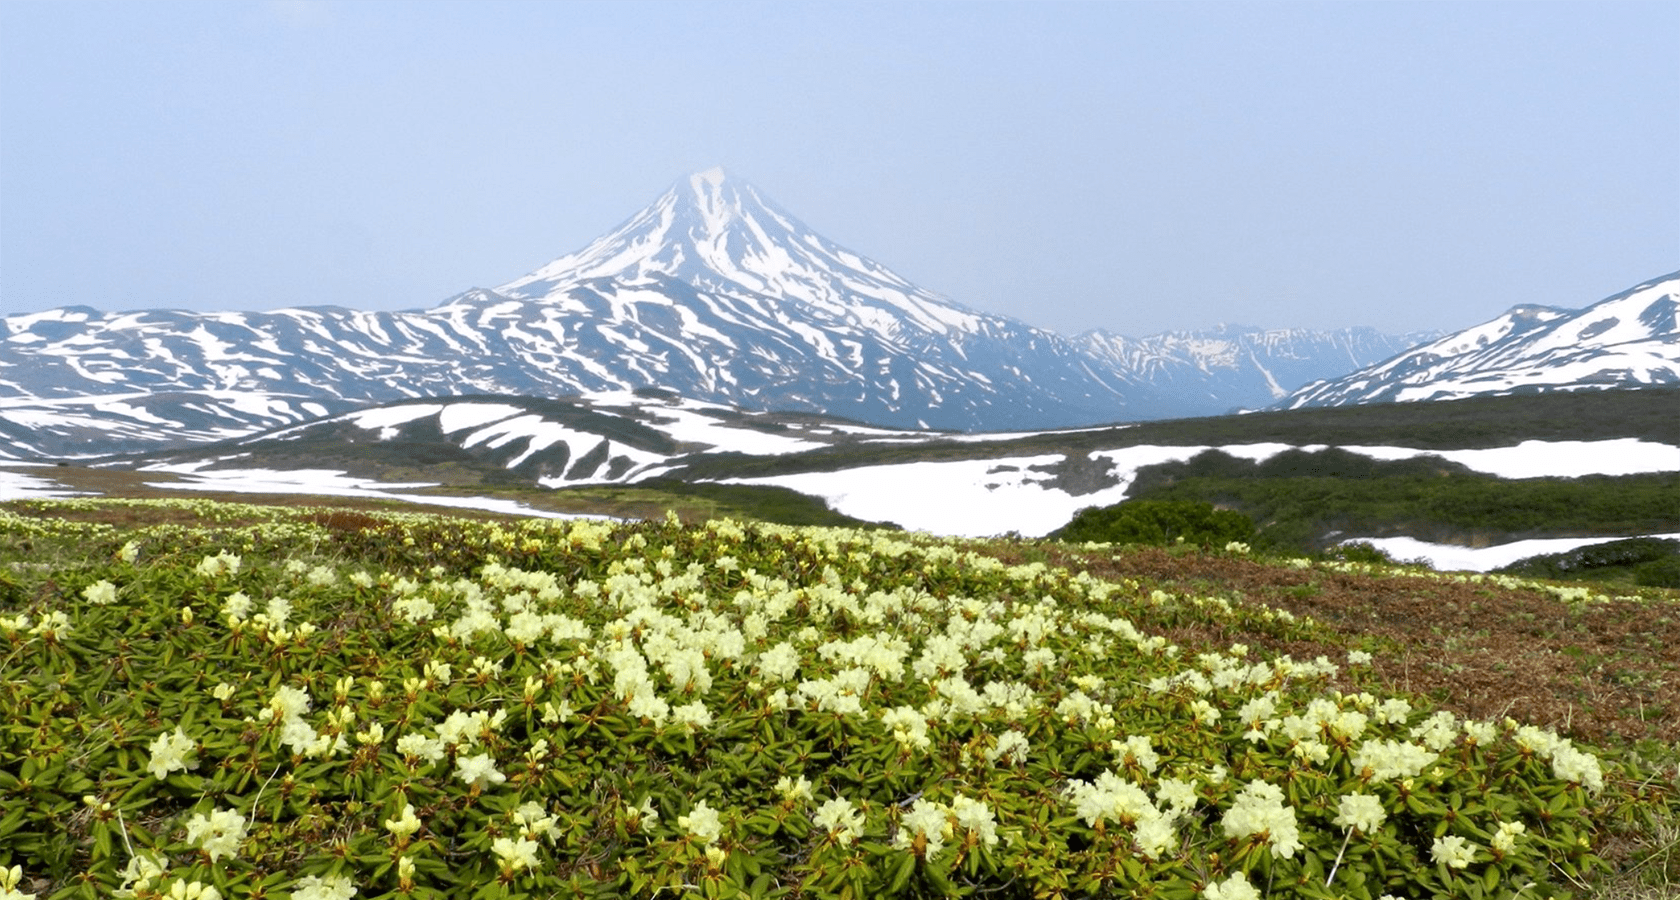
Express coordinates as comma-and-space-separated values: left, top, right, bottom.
499, 167, 982, 336
3, 169, 1430, 457
1282, 270, 1680, 408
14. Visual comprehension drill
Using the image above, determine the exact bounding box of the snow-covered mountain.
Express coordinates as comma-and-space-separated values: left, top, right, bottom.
1282, 271, 1680, 408
3, 168, 1427, 457
0, 391, 355, 460
1076, 325, 1431, 407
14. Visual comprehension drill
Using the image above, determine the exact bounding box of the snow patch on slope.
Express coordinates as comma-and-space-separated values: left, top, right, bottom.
1340, 439, 1679, 479
725, 443, 1304, 538
722, 438, 1677, 539
1343, 533, 1680, 574
132, 463, 602, 519
0, 466, 89, 500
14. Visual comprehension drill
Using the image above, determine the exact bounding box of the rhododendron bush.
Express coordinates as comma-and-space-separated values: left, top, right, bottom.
0, 500, 1637, 899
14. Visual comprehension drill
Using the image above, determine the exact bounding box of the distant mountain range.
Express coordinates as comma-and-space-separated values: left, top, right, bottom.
1, 169, 1431, 458
1282, 270, 1680, 408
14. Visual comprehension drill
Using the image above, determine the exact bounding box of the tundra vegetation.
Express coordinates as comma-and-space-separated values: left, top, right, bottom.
1491, 539, 1680, 591
0, 497, 1676, 900
1115, 450, 1678, 561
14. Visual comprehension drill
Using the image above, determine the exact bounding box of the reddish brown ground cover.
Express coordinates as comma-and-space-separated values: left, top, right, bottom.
1059, 546, 1680, 749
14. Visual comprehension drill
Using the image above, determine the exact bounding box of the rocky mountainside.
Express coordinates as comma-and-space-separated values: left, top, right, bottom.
1282, 271, 1680, 408
4, 169, 1428, 458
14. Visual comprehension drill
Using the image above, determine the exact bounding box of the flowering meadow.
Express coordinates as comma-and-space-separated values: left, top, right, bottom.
0, 498, 1669, 899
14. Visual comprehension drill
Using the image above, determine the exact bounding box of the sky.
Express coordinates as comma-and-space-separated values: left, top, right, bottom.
1, 1, 1675, 338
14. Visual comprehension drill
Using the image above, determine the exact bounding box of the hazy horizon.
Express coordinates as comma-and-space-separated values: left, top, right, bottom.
2, 1, 1675, 339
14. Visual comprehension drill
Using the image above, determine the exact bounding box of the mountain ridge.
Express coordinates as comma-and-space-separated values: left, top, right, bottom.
1282, 270, 1680, 408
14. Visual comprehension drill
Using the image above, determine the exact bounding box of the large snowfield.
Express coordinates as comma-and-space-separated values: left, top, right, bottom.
721, 438, 1679, 569
1, 437, 1674, 573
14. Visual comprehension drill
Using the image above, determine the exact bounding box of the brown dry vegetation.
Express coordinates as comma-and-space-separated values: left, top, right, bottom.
1056, 547, 1680, 749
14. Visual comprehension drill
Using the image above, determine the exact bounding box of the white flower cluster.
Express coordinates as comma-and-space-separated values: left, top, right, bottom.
812, 796, 867, 845
257, 685, 344, 759
1491, 819, 1527, 854
435, 707, 506, 749
1202, 872, 1260, 900
290, 874, 356, 900
82, 580, 118, 605
183, 807, 248, 863
1351, 738, 1439, 782
0, 866, 34, 900
384, 802, 422, 841
26, 611, 70, 640
1113, 734, 1160, 773
145, 727, 198, 780
1430, 833, 1478, 868
1332, 792, 1387, 834
1063, 770, 1195, 859
160, 882, 222, 900
454, 753, 506, 790
624, 796, 659, 833
1513, 724, 1605, 792
391, 578, 437, 624
194, 551, 241, 578
1220, 780, 1301, 859
891, 794, 996, 858
775, 775, 813, 805
986, 729, 1030, 766
881, 705, 931, 751
484, 802, 558, 875
113, 851, 169, 899
678, 800, 724, 845
1410, 710, 1460, 751
221, 591, 252, 626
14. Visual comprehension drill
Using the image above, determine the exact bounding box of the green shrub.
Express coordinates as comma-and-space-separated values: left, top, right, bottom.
1326, 541, 1395, 565
1124, 449, 1678, 553
1050, 498, 1255, 548
1494, 538, 1680, 587
1635, 554, 1680, 588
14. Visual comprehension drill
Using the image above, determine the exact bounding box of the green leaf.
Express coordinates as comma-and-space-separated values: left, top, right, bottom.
886, 852, 915, 896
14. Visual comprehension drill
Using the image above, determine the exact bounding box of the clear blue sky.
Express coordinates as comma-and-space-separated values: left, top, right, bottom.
2, 1, 1675, 337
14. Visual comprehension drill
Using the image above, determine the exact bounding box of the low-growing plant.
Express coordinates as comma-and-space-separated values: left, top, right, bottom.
1495, 538, 1680, 589
0, 500, 1660, 900
1325, 542, 1396, 566
1050, 499, 1257, 549
1121, 450, 1678, 553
